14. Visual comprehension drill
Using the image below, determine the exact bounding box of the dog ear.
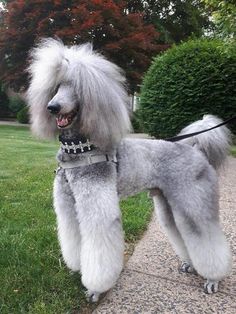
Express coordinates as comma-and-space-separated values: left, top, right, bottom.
27, 39, 131, 147
70, 45, 132, 151
27, 38, 67, 139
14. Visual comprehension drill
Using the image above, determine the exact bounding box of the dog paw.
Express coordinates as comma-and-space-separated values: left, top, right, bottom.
204, 280, 219, 294
85, 290, 100, 303
179, 261, 195, 274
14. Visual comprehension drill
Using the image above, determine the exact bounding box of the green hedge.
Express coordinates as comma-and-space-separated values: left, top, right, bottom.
9, 96, 26, 114
17, 106, 29, 124
131, 111, 143, 133
139, 39, 236, 138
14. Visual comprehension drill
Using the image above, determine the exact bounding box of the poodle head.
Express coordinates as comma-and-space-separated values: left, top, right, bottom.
27, 38, 131, 151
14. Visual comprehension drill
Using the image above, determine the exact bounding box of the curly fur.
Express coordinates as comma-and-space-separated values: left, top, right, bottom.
27, 38, 232, 300
179, 114, 231, 170
27, 38, 131, 151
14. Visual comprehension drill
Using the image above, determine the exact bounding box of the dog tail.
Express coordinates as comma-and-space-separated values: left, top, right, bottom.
178, 115, 232, 170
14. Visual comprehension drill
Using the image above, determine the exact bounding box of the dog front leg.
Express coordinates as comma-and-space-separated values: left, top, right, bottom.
53, 171, 81, 272
74, 177, 124, 301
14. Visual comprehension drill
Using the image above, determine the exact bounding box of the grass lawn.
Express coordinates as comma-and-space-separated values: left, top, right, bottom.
0, 125, 152, 314
231, 146, 236, 157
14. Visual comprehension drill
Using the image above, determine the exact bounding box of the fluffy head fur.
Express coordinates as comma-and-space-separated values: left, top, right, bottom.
27, 38, 131, 150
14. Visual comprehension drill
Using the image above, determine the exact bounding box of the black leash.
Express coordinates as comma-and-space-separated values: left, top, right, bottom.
164, 116, 236, 142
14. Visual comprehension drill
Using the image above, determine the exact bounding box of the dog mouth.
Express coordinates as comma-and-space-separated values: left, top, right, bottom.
56, 110, 77, 128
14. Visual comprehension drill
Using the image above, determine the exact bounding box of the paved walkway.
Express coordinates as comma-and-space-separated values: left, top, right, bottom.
94, 157, 236, 313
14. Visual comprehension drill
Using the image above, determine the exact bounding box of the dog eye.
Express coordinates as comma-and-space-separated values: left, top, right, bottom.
54, 84, 61, 94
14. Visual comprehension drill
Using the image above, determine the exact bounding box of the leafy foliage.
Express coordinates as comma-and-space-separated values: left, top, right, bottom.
127, 0, 213, 43
0, 0, 162, 91
17, 106, 29, 124
202, 0, 236, 39
0, 82, 9, 117
0, 1, 215, 91
131, 110, 143, 133
8, 96, 26, 114
139, 39, 236, 138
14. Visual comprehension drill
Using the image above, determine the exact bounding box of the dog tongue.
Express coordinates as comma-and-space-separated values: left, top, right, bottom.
57, 117, 68, 127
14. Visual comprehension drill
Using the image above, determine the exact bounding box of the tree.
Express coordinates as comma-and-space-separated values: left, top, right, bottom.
202, 0, 236, 39
0, 0, 162, 91
127, 1, 212, 43
0, 82, 9, 118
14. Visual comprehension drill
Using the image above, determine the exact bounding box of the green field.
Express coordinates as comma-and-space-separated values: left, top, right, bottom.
231, 146, 236, 157
0, 125, 152, 314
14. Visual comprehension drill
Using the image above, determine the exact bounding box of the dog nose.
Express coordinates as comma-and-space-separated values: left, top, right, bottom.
47, 103, 61, 114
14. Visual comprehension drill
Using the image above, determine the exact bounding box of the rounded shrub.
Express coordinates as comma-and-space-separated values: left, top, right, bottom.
139, 39, 236, 138
9, 96, 26, 114
17, 106, 29, 124
131, 111, 144, 133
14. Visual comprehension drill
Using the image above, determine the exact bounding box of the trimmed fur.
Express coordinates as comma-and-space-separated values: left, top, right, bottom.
179, 115, 231, 170
27, 38, 232, 300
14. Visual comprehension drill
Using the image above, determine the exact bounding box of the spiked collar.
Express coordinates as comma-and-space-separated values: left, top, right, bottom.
58, 134, 118, 168
59, 134, 96, 154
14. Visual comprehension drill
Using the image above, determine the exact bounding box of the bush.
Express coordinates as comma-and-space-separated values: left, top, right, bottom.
131, 111, 144, 133
139, 39, 236, 138
9, 96, 26, 114
17, 106, 29, 124
0, 83, 10, 118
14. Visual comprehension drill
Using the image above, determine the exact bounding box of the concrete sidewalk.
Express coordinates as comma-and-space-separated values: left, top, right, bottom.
94, 157, 236, 313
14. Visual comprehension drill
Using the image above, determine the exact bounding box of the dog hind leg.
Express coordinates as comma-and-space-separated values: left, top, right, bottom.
53, 172, 81, 272
171, 197, 232, 293
152, 189, 194, 273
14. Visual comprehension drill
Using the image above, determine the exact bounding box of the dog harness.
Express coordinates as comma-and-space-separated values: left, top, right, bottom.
58, 135, 117, 169
58, 154, 118, 169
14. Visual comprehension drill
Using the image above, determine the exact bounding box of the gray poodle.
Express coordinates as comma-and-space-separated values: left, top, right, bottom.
27, 38, 232, 302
